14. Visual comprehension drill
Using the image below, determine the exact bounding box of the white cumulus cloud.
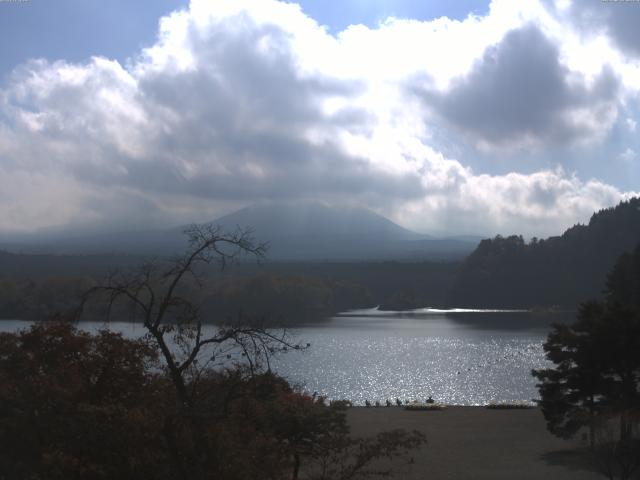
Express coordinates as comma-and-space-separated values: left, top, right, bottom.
0, 0, 637, 237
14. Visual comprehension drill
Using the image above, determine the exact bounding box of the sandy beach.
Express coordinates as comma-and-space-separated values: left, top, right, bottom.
347, 406, 602, 480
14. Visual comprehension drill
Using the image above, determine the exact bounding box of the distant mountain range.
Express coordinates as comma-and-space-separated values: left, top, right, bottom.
2, 199, 640, 315
212, 203, 481, 260
1, 202, 481, 261
449, 197, 640, 308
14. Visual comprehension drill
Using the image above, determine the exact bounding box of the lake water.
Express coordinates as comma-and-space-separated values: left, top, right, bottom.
0, 308, 572, 406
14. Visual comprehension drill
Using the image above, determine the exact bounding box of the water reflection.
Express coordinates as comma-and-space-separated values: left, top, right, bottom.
271, 310, 567, 405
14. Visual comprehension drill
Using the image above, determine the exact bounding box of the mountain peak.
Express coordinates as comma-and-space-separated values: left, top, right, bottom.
213, 202, 421, 241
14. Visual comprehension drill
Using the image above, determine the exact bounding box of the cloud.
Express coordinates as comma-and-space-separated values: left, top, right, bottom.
410, 24, 621, 151
399, 167, 635, 236
604, 5, 640, 57
388, 138, 637, 236
0, 0, 637, 238
619, 147, 636, 164
549, 0, 640, 58
2, 8, 415, 209
626, 117, 637, 132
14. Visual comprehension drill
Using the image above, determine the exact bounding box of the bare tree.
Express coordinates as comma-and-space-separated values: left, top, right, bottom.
78, 223, 427, 480
80, 224, 300, 479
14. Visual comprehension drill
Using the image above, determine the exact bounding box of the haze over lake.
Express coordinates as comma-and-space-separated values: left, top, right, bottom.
1, 309, 570, 406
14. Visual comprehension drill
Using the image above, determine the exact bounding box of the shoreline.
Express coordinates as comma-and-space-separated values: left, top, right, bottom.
346, 406, 600, 479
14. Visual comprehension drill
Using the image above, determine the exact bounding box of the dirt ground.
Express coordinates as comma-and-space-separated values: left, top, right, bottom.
346, 406, 603, 480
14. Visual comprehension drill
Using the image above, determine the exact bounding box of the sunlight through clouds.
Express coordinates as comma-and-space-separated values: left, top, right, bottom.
0, 0, 637, 236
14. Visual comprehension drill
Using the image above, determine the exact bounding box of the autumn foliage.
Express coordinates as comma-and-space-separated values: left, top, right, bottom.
0, 322, 424, 480
0, 322, 167, 480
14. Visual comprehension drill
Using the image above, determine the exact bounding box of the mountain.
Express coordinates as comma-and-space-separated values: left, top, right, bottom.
1, 202, 479, 261
206, 202, 476, 260
213, 202, 422, 241
448, 198, 640, 308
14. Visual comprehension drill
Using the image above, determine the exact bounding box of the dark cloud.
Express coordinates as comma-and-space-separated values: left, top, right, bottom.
606, 7, 640, 57
527, 178, 563, 208
0, 10, 424, 231
411, 24, 620, 149
128, 15, 421, 203
544, 0, 640, 57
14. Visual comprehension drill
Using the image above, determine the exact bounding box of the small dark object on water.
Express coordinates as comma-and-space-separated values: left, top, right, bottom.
426, 396, 434, 404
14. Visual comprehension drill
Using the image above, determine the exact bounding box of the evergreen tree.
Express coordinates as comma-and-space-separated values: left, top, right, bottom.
533, 244, 640, 451
532, 302, 610, 445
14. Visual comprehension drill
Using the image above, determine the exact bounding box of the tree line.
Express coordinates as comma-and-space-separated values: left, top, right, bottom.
0, 274, 372, 324
449, 198, 640, 309
0, 258, 459, 323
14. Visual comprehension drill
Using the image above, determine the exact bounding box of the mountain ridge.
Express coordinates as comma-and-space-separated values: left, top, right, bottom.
0, 202, 477, 261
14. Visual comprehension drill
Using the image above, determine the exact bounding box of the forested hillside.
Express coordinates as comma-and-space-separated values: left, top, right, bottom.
448, 198, 640, 308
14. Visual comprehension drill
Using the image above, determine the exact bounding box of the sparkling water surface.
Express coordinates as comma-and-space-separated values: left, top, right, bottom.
270, 309, 569, 406
0, 309, 571, 405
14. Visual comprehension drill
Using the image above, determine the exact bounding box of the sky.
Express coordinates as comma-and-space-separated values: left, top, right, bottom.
0, 0, 639, 238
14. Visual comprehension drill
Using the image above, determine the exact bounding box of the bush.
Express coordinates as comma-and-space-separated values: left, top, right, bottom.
0, 322, 425, 480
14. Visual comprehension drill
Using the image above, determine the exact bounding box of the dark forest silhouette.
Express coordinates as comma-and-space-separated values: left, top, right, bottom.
449, 198, 640, 309
533, 244, 640, 480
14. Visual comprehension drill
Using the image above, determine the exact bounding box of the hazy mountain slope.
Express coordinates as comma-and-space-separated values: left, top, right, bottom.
214, 202, 423, 240
212, 202, 436, 260
448, 198, 640, 308
3, 202, 478, 260
213, 202, 480, 260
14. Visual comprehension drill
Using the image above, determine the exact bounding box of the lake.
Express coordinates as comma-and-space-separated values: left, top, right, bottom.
0, 308, 572, 406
